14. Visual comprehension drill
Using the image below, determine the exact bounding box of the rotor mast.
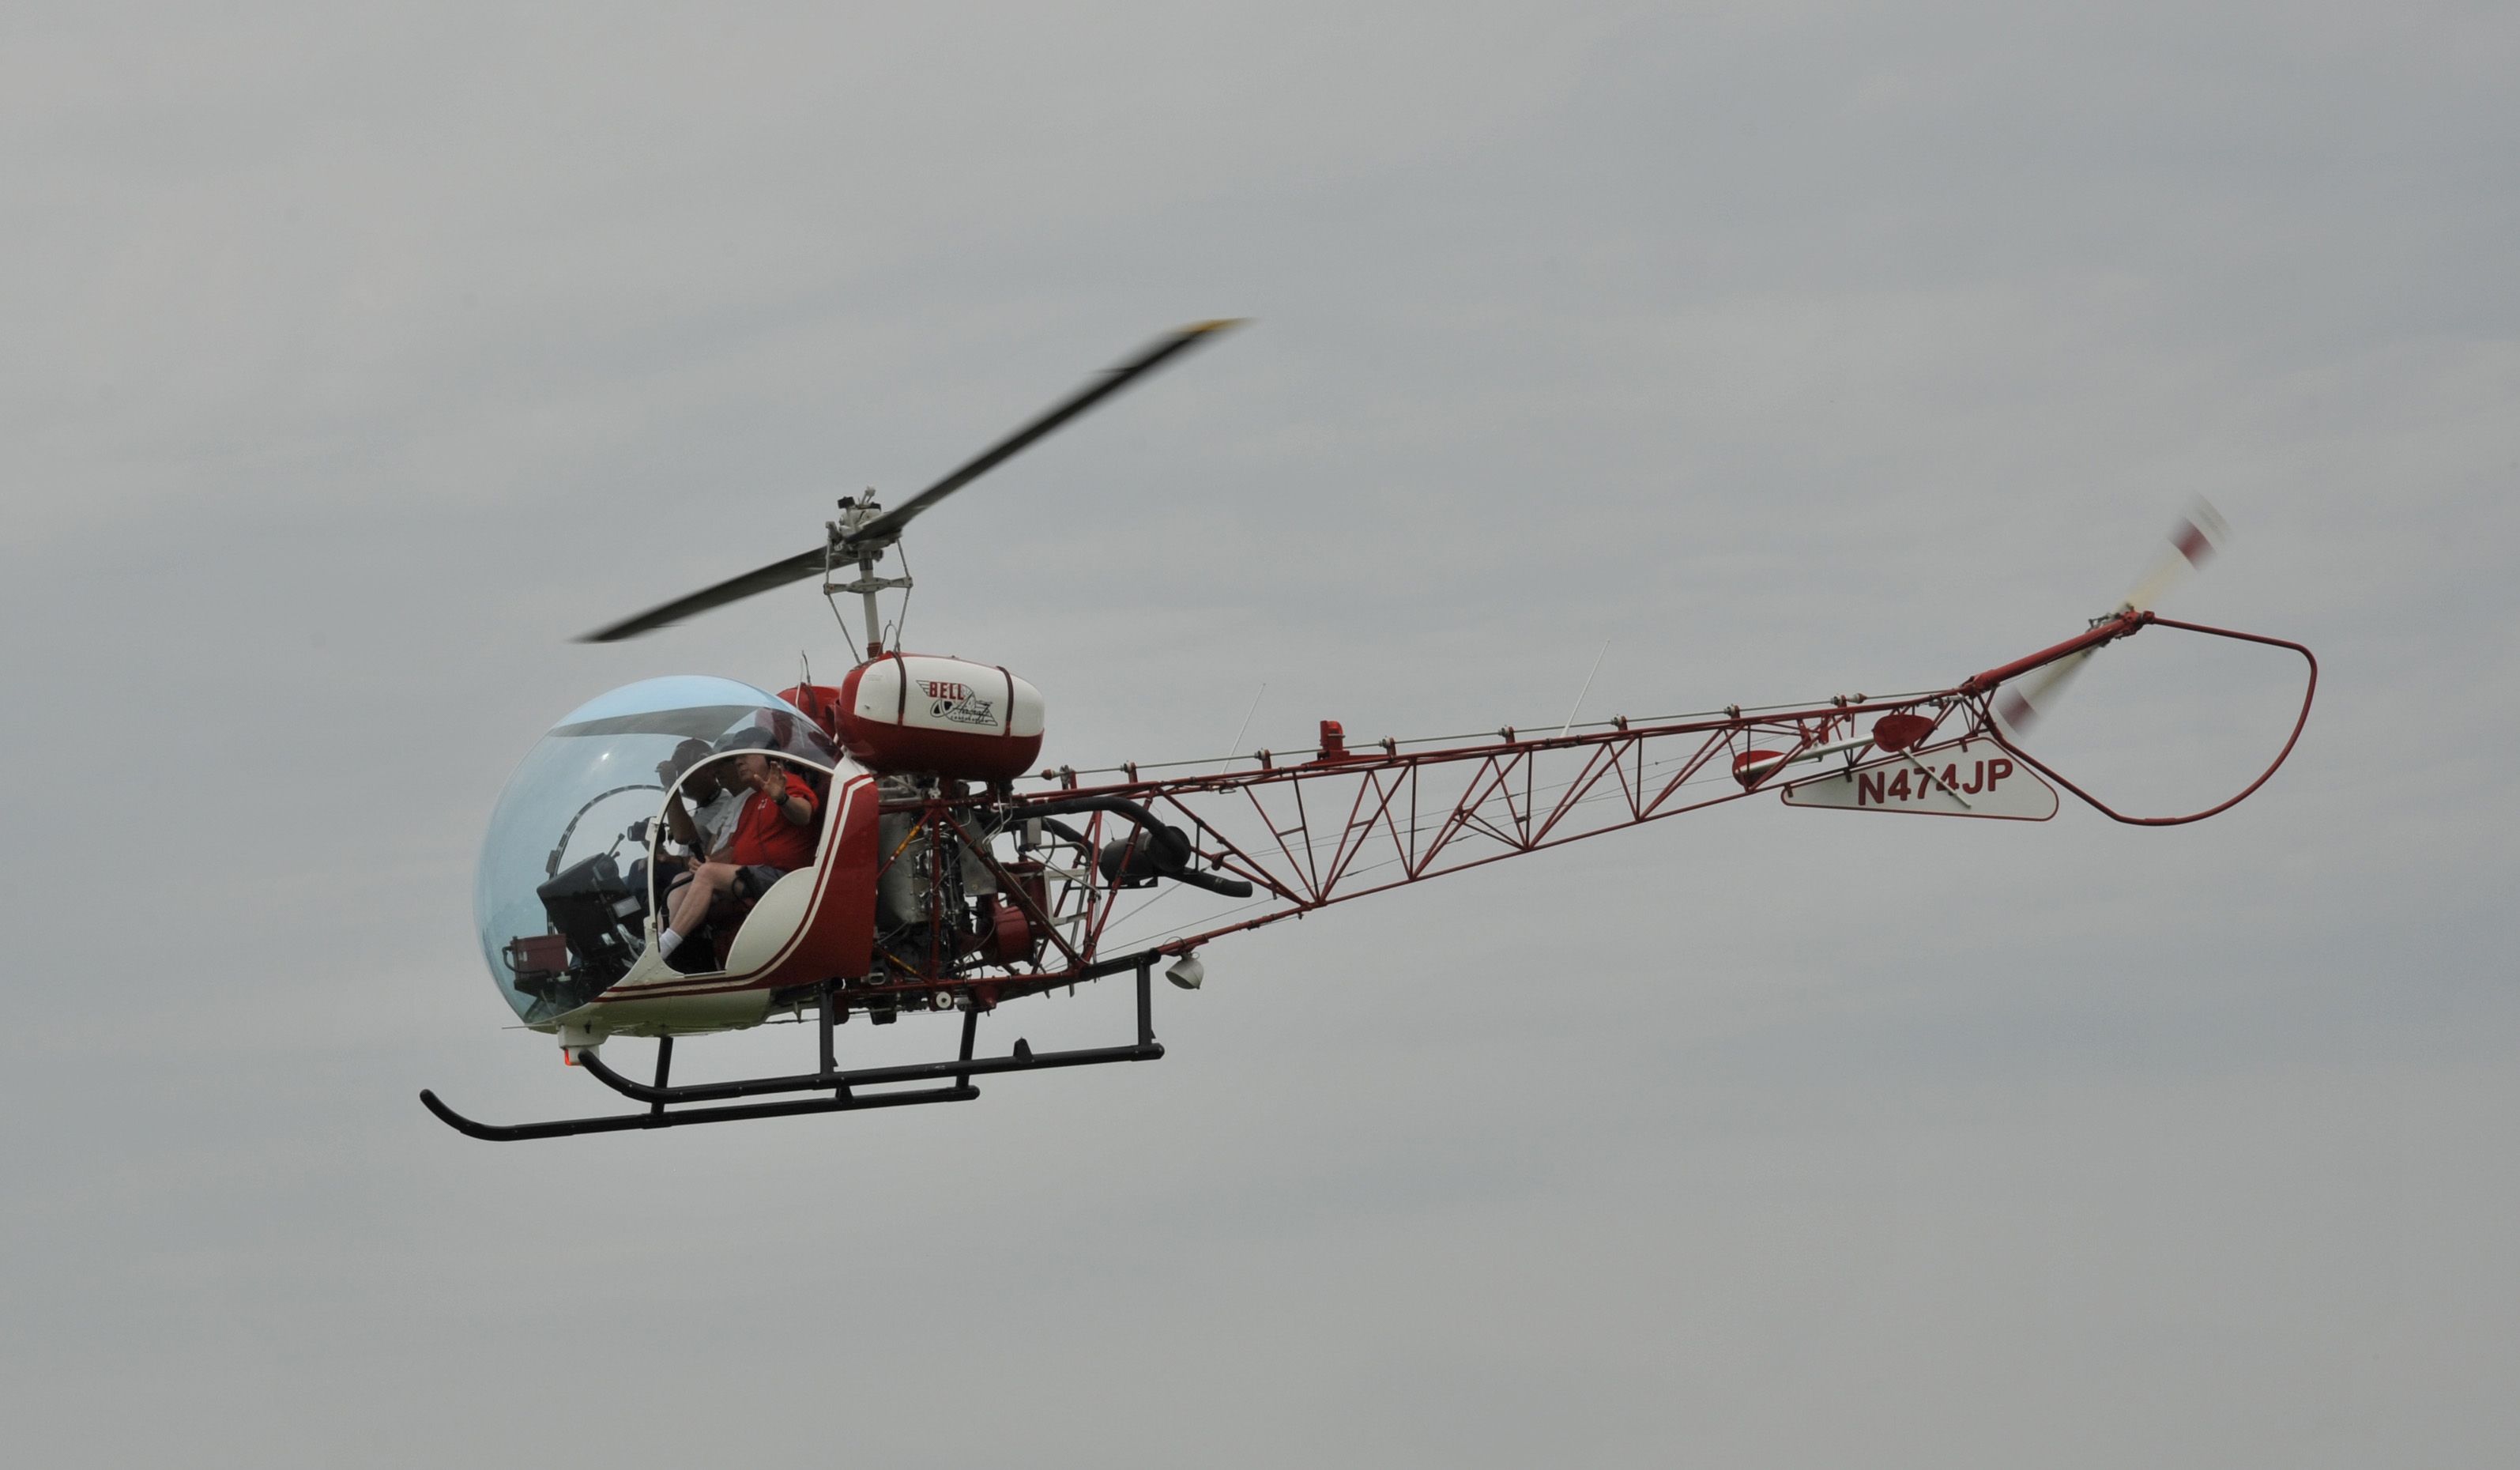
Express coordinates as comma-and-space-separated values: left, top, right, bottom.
826, 496, 910, 661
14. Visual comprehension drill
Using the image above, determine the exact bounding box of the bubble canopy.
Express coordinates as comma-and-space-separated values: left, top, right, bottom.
474, 677, 840, 1025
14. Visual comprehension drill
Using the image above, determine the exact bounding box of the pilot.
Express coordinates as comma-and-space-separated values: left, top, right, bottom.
654, 749, 820, 968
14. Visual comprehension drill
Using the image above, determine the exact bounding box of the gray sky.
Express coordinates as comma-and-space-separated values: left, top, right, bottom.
4, 3, 2515, 1464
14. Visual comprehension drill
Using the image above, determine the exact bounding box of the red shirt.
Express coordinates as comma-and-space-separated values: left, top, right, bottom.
727, 773, 820, 869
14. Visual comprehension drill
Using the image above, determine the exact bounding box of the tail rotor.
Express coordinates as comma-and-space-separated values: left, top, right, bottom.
1992, 499, 2229, 740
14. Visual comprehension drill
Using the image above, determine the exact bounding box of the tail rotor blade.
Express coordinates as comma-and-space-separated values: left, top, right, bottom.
1993, 650, 2089, 738
2118, 497, 2228, 615
1994, 498, 2231, 737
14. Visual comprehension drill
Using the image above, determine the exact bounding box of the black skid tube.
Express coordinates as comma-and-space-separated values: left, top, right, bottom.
418, 1083, 978, 1141
420, 956, 1167, 1141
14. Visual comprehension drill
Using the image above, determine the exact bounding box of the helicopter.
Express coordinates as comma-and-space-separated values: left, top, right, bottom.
423, 322, 2318, 1141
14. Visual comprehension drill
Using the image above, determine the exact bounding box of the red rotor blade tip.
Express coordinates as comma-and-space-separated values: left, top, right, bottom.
2173, 518, 2216, 567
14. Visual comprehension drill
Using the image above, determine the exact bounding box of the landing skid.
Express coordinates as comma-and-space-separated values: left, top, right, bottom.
420, 957, 1166, 1141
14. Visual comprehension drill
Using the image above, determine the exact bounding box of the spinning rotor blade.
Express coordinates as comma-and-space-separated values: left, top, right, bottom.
845, 318, 1241, 548
1990, 649, 2091, 740
581, 548, 829, 643
1993, 499, 2228, 738
578, 318, 1243, 643
2118, 496, 2228, 616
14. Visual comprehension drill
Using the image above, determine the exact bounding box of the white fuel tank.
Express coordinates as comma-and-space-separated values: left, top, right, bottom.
831, 654, 1045, 782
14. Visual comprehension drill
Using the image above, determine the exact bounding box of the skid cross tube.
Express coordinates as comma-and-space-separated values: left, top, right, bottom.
419, 956, 1165, 1140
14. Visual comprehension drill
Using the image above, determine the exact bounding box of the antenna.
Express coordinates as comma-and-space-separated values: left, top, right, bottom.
1558, 639, 1610, 737
1226, 683, 1267, 761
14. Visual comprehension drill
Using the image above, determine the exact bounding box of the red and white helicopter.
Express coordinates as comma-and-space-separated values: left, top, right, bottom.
424, 322, 2317, 1140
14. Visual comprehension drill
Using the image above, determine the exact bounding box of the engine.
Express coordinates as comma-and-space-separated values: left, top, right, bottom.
779, 658, 1054, 1012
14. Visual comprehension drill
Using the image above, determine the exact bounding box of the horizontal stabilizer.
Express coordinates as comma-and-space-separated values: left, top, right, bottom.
1780, 737, 2058, 820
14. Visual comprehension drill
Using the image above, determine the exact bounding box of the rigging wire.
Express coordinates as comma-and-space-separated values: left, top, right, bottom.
1043, 688, 1945, 782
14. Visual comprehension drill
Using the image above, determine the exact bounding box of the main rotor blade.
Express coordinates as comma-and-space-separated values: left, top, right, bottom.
844, 318, 1243, 548
577, 319, 1242, 643
578, 547, 827, 643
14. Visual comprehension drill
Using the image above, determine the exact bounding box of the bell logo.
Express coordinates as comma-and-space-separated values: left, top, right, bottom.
922, 680, 974, 702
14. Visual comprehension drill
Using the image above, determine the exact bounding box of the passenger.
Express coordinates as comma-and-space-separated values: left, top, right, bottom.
655, 752, 820, 967
654, 732, 773, 959
655, 739, 744, 867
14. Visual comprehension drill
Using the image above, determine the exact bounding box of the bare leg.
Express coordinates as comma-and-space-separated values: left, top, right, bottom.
665, 861, 740, 941
657, 871, 694, 940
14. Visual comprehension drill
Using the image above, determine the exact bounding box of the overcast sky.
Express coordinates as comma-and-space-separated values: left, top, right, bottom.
4, 4, 2515, 1465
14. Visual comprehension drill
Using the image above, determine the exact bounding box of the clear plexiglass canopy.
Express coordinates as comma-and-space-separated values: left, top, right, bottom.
473, 677, 839, 1025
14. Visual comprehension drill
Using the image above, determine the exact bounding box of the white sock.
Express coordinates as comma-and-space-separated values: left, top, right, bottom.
657, 929, 682, 957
